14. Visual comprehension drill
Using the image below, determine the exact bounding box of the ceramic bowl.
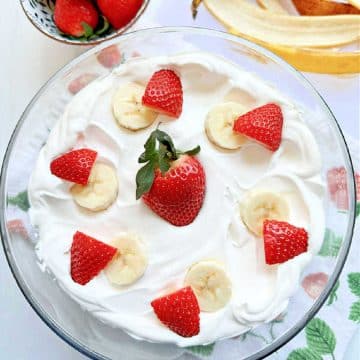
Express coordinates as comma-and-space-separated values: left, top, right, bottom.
20, 0, 149, 45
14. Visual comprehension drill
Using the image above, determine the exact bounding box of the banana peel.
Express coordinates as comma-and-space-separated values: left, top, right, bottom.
202, 0, 360, 48
292, 0, 360, 15
192, 0, 360, 73
257, 0, 288, 14
229, 30, 360, 74
348, 0, 360, 10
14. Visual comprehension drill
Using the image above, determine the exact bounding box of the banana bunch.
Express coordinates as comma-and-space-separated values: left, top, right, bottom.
185, 260, 232, 312
112, 82, 158, 131
71, 163, 118, 212
240, 189, 289, 236
105, 233, 148, 286
205, 102, 247, 150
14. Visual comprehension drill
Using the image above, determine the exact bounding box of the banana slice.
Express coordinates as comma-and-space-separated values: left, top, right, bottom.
112, 82, 158, 131
205, 102, 247, 150
71, 163, 118, 212
240, 189, 289, 236
184, 260, 232, 312
105, 233, 148, 286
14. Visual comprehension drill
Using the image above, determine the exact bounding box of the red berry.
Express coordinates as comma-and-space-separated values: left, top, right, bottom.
233, 103, 283, 151
142, 70, 183, 118
263, 220, 308, 265
50, 148, 97, 185
54, 0, 99, 37
70, 231, 117, 285
142, 156, 206, 226
151, 287, 200, 337
97, 0, 143, 29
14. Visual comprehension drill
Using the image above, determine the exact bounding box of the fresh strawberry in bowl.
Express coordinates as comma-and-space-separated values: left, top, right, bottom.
54, 0, 99, 38
97, 0, 144, 30
20, 0, 148, 45
136, 129, 206, 226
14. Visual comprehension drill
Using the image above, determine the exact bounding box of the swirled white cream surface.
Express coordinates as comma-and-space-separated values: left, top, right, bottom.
29, 53, 325, 346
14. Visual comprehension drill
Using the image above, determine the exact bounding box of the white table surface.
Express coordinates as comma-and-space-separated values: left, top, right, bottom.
0, 1, 359, 359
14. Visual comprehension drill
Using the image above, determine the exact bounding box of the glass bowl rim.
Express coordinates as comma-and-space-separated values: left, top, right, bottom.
0, 26, 356, 360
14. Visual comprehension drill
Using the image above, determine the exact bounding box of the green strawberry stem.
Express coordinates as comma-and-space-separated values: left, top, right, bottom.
136, 129, 200, 200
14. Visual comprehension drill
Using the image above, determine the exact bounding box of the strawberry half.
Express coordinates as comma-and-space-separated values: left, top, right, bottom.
142, 70, 183, 118
50, 148, 97, 185
70, 231, 117, 285
136, 129, 206, 226
97, 0, 143, 29
54, 0, 99, 37
263, 220, 308, 265
151, 287, 200, 337
233, 103, 283, 151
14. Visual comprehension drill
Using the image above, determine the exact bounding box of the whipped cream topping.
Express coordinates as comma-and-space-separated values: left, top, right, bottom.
28, 53, 325, 346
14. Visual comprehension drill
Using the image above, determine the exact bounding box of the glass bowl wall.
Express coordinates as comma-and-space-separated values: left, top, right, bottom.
0, 27, 356, 360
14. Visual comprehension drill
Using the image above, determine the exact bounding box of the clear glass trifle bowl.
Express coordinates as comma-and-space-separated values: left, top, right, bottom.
0, 27, 356, 360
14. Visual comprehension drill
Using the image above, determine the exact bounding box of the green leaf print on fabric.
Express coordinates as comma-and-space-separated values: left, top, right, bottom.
186, 343, 215, 356
7, 191, 30, 212
287, 348, 322, 360
327, 280, 340, 306
349, 300, 360, 323
305, 318, 336, 356
348, 273, 360, 297
318, 229, 342, 257
288, 318, 337, 360
348, 273, 360, 323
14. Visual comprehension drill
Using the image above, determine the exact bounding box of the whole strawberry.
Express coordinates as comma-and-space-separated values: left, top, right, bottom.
263, 220, 308, 265
54, 0, 99, 37
151, 286, 200, 337
136, 129, 206, 226
70, 231, 117, 285
50, 148, 97, 185
97, 0, 143, 29
142, 69, 183, 118
233, 103, 283, 151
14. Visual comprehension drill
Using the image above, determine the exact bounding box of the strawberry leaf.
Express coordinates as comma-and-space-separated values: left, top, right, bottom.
139, 131, 157, 163
81, 22, 94, 39
356, 202, 360, 218
158, 144, 171, 174
135, 129, 200, 199
95, 16, 110, 36
155, 129, 177, 159
136, 161, 155, 200
184, 145, 201, 156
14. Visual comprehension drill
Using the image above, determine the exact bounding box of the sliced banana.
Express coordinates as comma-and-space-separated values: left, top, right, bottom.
71, 163, 118, 212
105, 233, 148, 286
184, 260, 232, 312
240, 189, 289, 236
112, 82, 158, 130
205, 102, 248, 150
